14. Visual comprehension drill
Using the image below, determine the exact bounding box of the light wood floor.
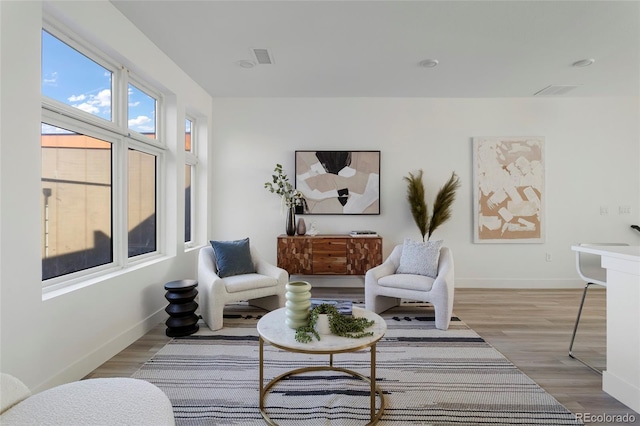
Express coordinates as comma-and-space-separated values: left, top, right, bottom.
86, 288, 639, 425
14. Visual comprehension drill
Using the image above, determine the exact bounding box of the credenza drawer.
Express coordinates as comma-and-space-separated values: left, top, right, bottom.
313, 256, 347, 274
312, 239, 346, 255
312, 239, 347, 274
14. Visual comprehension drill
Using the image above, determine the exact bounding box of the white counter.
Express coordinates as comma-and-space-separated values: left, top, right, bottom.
571, 245, 640, 413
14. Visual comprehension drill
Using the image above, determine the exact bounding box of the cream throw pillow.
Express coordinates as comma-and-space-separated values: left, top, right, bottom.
396, 239, 443, 278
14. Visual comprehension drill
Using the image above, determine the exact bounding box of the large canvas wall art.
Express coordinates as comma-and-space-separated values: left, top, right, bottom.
473, 137, 544, 243
295, 150, 380, 215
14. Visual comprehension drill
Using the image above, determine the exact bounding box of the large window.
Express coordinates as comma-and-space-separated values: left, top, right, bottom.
184, 118, 196, 245
41, 124, 113, 280
41, 25, 163, 284
128, 148, 157, 257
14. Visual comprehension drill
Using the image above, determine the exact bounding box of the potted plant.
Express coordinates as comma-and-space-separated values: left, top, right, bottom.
294, 304, 375, 343
264, 164, 306, 235
404, 170, 460, 241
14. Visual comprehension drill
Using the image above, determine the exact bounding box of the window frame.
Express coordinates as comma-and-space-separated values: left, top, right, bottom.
41, 25, 123, 136
40, 109, 123, 288
126, 76, 162, 145
125, 140, 164, 265
41, 19, 165, 289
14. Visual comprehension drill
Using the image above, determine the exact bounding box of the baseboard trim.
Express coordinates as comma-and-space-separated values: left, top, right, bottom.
603, 371, 640, 413
32, 308, 166, 393
456, 279, 586, 288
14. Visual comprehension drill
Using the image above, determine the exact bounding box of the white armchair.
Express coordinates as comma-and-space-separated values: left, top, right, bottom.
198, 245, 288, 331
0, 373, 174, 425
365, 245, 454, 330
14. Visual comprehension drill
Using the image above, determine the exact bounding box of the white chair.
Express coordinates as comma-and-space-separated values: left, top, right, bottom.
365, 245, 454, 330
569, 242, 629, 373
198, 245, 288, 331
0, 373, 174, 425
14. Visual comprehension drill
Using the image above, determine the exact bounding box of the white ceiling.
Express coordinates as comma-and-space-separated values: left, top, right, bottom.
110, 0, 640, 98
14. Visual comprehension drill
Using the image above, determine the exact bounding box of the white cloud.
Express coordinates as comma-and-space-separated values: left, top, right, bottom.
43, 71, 58, 86
128, 115, 152, 127
95, 89, 111, 107
68, 94, 86, 102
68, 89, 111, 117
136, 125, 155, 133
75, 102, 100, 114
129, 101, 140, 107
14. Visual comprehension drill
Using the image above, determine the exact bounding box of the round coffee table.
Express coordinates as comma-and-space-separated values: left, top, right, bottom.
257, 306, 387, 425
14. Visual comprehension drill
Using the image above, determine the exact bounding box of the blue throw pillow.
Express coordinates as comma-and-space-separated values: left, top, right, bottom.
210, 238, 256, 278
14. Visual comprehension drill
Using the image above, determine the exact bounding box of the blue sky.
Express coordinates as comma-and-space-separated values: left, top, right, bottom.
42, 30, 156, 135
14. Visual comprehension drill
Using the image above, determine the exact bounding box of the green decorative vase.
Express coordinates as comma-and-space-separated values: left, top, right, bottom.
285, 281, 311, 329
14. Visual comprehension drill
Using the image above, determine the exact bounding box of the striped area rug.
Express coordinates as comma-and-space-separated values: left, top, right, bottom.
133, 302, 582, 425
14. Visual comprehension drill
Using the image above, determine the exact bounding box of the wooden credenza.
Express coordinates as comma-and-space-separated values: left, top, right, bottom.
277, 234, 382, 276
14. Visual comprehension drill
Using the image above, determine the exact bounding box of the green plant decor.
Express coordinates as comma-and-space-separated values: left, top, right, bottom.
264, 163, 305, 209
404, 170, 461, 241
294, 304, 375, 343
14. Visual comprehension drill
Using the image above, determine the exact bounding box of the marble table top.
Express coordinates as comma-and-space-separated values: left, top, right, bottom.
257, 306, 387, 353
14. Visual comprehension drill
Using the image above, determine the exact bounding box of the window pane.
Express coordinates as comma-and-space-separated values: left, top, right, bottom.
185, 164, 192, 243
41, 123, 113, 280
128, 84, 156, 139
128, 149, 156, 257
185, 119, 192, 151
41, 30, 112, 122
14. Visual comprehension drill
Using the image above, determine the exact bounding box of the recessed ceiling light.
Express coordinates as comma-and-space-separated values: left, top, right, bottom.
236, 60, 255, 69
572, 58, 595, 68
419, 59, 439, 68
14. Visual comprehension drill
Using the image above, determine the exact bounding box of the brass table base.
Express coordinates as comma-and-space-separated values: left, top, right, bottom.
259, 337, 386, 425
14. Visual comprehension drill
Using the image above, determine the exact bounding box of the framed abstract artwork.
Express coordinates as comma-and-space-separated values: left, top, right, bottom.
473, 137, 545, 243
295, 150, 380, 215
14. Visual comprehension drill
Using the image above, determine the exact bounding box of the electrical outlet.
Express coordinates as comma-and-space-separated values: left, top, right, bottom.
545, 252, 552, 262
619, 206, 632, 215
600, 206, 609, 216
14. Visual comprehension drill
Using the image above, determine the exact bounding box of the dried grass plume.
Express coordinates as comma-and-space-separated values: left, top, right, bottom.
404, 170, 460, 241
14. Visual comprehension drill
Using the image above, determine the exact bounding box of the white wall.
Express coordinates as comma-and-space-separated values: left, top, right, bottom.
0, 1, 212, 391
211, 97, 640, 287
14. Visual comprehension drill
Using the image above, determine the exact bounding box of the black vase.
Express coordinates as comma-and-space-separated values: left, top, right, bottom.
286, 206, 296, 236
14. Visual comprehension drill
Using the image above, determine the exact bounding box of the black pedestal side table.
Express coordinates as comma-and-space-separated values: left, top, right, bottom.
164, 279, 199, 337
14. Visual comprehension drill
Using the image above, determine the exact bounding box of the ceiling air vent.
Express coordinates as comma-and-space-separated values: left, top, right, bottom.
251, 48, 274, 65
534, 85, 580, 96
